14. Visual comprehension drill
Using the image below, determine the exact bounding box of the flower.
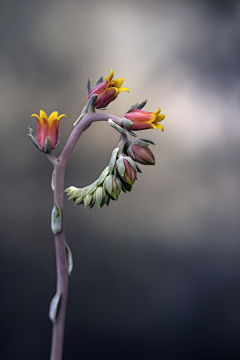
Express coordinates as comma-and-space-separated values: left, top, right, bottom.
116, 158, 137, 186
127, 143, 155, 165
88, 69, 129, 109
31, 110, 66, 151
123, 108, 165, 131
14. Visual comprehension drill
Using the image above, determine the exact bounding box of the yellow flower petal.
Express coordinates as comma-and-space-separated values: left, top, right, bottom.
155, 123, 164, 131
155, 114, 165, 122
31, 113, 42, 125
40, 110, 48, 119
58, 114, 66, 120
154, 108, 161, 115
48, 111, 59, 124
110, 77, 123, 88
105, 69, 114, 83
118, 87, 129, 93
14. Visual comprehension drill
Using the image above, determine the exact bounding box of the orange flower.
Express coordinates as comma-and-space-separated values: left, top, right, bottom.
123, 108, 165, 131
31, 110, 65, 151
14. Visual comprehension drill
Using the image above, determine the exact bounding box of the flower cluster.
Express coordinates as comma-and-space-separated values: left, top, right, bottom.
29, 69, 165, 209
65, 137, 155, 209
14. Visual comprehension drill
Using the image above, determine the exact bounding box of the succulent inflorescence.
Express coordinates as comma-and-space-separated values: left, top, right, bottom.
29, 69, 165, 209
65, 134, 156, 209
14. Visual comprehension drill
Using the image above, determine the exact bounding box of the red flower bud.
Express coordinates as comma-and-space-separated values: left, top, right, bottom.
116, 158, 137, 186
127, 144, 155, 165
88, 69, 129, 109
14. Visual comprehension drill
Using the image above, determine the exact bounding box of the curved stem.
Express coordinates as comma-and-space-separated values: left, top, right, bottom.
49, 111, 122, 360
59, 113, 122, 166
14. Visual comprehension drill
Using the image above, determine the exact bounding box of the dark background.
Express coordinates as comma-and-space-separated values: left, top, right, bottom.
1, 0, 240, 359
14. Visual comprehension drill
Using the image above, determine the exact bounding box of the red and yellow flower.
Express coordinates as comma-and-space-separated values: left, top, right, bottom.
88, 69, 129, 109
31, 110, 66, 151
123, 108, 165, 131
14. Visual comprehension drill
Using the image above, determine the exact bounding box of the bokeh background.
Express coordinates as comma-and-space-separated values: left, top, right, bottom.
1, 0, 240, 359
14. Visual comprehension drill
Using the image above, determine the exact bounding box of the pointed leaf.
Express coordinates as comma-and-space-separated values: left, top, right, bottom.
127, 145, 135, 159
125, 156, 137, 170
72, 189, 83, 198
49, 292, 61, 323
125, 103, 138, 113
109, 148, 119, 173
126, 129, 137, 137
121, 181, 126, 193
81, 185, 91, 197
73, 112, 86, 126
75, 196, 83, 205
133, 139, 150, 147
51, 204, 61, 234
138, 138, 155, 145
96, 166, 110, 186
84, 193, 93, 208
122, 117, 133, 128
86, 78, 91, 96
105, 175, 113, 194
89, 201, 95, 209
108, 119, 126, 135
116, 158, 125, 177
44, 136, 51, 153
136, 99, 147, 109
94, 75, 104, 87
65, 243, 73, 276
96, 187, 103, 207
89, 94, 98, 106
136, 164, 142, 173
115, 176, 122, 191
65, 186, 78, 195
28, 134, 42, 150
51, 170, 55, 191
28, 127, 35, 136
88, 181, 98, 194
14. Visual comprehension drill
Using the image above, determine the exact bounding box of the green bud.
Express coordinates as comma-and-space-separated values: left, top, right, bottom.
96, 166, 110, 186
104, 175, 120, 200
95, 186, 105, 207
84, 193, 93, 208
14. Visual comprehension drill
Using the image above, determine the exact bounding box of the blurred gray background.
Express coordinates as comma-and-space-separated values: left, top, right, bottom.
1, 0, 240, 359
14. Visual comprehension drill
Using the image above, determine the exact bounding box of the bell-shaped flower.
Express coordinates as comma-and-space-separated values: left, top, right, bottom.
116, 157, 137, 186
31, 110, 66, 151
127, 143, 155, 165
88, 69, 129, 109
123, 108, 165, 131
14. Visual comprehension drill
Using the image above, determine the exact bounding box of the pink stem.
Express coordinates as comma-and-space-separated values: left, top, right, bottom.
49, 112, 122, 360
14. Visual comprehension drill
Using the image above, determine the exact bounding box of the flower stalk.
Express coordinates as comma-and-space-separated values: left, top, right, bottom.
28, 69, 165, 360
47, 112, 123, 360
